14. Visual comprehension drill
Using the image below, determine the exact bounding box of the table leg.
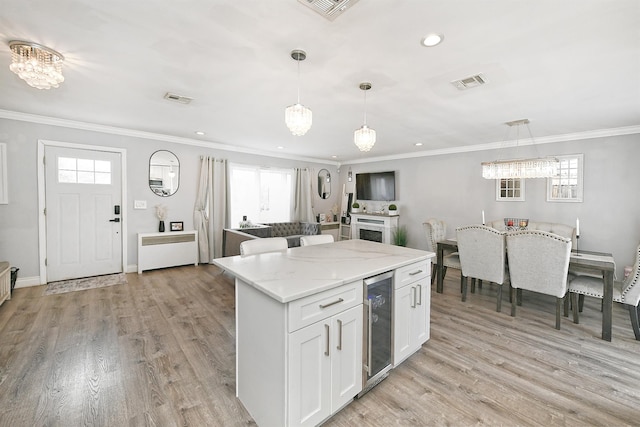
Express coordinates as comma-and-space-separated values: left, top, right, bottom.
602, 269, 613, 341
437, 244, 444, 293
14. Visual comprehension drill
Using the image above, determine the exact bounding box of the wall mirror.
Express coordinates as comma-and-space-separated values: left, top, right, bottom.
318, 169, 331, 199
149, 150, 180, 197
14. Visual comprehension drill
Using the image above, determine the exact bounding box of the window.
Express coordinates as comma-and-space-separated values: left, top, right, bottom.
229, 163, 292, 227
58, 156, 111, 185
496, 178, 525, 201
547, 154, 584, 202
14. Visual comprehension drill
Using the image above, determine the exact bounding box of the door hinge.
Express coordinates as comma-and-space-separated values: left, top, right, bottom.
45, 258, 47, 266
43, 207, 46, 216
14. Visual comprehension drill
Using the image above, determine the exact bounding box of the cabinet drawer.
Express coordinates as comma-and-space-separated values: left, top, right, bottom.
394, 260, 429, 289
288, 281, 363, 332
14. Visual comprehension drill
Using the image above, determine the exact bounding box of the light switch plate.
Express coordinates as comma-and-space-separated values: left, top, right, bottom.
134, 200, 147, 209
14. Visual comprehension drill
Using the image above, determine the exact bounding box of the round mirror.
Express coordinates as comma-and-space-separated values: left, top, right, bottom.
318, 169, 331, 199
149, 150, 180, 197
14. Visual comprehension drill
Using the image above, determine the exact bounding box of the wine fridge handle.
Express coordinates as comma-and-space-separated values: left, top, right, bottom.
367, 300, 372, 374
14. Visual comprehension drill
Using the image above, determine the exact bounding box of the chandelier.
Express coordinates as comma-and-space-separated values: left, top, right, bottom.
354, 82, 376, 152
8, 41, 65, 90
481, 119, 559, 179
285, 49, 312, 136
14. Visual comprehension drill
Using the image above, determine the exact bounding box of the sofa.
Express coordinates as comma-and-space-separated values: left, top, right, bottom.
222, 221, 321, 256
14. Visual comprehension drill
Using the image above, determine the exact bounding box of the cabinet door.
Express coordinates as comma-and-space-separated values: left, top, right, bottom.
289, 321, 332, 426
331, 305, 363, 411
393, 284, 415, 365
412, 279, 430, 346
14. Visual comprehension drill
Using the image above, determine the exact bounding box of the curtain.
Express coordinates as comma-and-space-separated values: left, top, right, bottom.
292, 168, 314, 222
194, 156, 228, 263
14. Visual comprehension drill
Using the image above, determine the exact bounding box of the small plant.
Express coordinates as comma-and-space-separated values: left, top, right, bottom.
388, 204, 397, 210
352, 202, 360, 208
393, 225, 408, 247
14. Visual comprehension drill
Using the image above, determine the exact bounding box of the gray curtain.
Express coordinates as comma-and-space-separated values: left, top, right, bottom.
292, 168, 314, 222
194, 156, 228, 263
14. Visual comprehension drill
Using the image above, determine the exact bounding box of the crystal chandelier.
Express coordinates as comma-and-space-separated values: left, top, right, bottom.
8, 41, 65, 90
481, 119, 559, 179
354, 82, 376, 152
285, 50, 312, 136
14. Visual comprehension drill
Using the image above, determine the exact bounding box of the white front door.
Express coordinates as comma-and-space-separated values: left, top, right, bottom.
45, 146, 123, 282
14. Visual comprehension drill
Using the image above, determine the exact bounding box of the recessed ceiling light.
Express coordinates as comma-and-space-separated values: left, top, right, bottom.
277, 146, 285, 150
195, 131, 205, 136
331, 155, 338, 159
421, 33, 444, 47
414, 142, 423, 146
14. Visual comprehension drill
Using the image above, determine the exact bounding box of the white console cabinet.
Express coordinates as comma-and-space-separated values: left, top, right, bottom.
137, 230, 198, 274
393, 260, 430, 365
350, 213, 399, 244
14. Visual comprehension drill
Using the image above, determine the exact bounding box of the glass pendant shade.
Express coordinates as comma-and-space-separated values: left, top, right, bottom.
285, 103, 313, 136
9, 41, 64, 89
354, 125, 376, 152
481, 157, 560, 179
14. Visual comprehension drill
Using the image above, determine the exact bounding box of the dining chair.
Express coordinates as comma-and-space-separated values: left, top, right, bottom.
423, 219, 461, 285
506, 230, 575, 330
456, 225, 508, 312
239, 237, 288, 255
568, 243, 640, 340
300, 234, 334, 246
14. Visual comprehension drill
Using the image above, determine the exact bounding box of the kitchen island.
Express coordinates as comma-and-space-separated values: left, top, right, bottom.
213, 239, 434, 427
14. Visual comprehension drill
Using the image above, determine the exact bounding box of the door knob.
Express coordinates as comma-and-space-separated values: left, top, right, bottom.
109, 218, 121, 222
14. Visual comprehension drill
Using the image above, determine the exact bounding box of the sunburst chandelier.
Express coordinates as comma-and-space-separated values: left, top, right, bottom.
481, 119, 559, 179
285, 49, 312, 136
8, 41, 65, 90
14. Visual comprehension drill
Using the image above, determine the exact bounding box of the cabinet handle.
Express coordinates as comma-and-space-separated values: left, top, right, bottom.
337, 319, 343, 351
409, 269, 423, 276
411, 286, 417, 308
417, 284, 422, 306
366, 301, 372, 374
319, 298, 344, 309
324, 324, 330, 356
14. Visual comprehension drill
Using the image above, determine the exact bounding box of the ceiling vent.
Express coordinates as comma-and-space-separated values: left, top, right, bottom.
163, 92, 193, 104
450, 73, 488, 90
298, 0, 359, 21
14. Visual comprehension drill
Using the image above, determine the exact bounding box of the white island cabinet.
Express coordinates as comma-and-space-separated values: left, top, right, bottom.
213, 239, 434, 427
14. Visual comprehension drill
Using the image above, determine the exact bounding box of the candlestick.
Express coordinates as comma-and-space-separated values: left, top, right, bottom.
576, 218, 580, 237
482, 210, 485, 225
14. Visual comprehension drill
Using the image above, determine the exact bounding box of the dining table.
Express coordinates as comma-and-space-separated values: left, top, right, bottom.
436, 239, 616, 341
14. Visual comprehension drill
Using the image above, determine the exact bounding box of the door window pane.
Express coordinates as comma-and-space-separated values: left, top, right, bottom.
57, 157, 111, 185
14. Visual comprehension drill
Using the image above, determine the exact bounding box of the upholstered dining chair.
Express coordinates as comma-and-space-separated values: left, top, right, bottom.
240, 237, 288, 255
423, 219, 461, 285
300, 234, 334, 246
506, 230, 575, 330
456, 225, 508, 311
568, 243, 640, 340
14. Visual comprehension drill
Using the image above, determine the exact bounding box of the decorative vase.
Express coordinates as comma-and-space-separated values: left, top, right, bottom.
159, 220, 165, 232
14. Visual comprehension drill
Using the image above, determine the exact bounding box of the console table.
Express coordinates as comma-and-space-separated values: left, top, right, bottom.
137, 230, 198, 273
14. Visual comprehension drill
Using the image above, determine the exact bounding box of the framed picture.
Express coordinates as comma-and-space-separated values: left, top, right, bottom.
170, 221, 184, 232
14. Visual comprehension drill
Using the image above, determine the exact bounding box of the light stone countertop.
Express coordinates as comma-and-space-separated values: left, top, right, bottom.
212, 239, 435, 303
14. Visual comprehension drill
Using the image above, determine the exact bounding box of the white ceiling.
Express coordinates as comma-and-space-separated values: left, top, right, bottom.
1, 0, 639, 163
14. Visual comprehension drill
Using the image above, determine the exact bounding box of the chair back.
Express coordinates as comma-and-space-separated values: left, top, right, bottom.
300, 234, 334, 246
423, 219, 446, 252
621, 243, 640, 306
240, 237, 288, 255
456, 225, 507, 284
506, 230, 571, 297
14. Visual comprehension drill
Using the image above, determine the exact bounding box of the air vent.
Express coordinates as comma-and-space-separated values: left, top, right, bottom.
298, 0, 359, 21
450, 73, 488, 90
163, 92, 193, 104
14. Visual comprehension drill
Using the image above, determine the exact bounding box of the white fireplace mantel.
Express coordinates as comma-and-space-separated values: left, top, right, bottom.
350, 213, 399, 244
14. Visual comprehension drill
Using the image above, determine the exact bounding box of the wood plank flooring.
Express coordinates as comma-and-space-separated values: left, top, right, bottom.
0, 265, 638, 426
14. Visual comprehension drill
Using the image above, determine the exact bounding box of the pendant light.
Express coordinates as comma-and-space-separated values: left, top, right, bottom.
354, 82, 376, 152
285, 49, 312, 136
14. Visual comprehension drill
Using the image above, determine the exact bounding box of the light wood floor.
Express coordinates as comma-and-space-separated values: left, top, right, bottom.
0, 265, 638, 426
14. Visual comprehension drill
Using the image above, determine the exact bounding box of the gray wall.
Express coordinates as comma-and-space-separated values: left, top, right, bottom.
341, 134, 640, 278
1, 117, 638, 282
0, 118, 340, 282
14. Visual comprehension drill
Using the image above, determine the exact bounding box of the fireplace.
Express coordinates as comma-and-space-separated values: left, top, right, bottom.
350, 213, 399, 245
360, 229, 383, 243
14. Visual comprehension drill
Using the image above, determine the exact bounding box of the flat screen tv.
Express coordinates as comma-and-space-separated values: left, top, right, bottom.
355, 171, 396, 201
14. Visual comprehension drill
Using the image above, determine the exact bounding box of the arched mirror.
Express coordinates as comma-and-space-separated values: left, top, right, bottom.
149, 150, 180, 197
318, 169, 331, 199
